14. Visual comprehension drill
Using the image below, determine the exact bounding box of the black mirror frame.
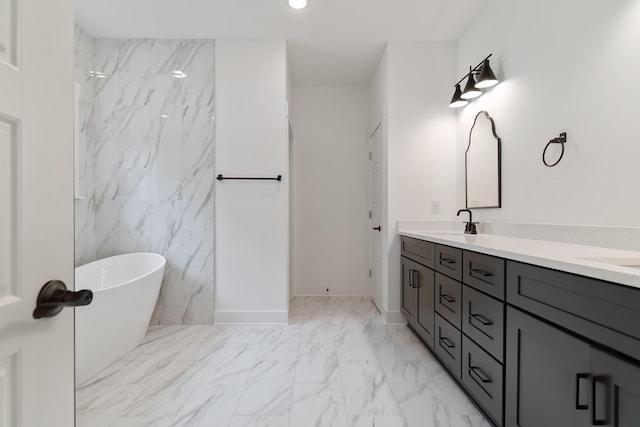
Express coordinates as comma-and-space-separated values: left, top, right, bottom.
465, 110, 502, 209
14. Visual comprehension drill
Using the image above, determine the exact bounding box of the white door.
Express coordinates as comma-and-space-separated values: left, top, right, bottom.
0, 0, 76, 426
369, 122, 384, 312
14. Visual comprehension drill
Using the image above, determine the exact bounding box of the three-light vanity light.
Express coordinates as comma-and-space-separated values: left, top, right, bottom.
449, 54, 499, 108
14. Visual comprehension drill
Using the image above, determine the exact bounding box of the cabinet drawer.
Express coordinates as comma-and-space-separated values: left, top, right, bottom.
507, 261, 640, 363
435, 272, 462, 329
462, 335, 504, 426
462, 286, 504, 362
463, 251, 505, 300
435, 313, 462, 379
435, 244, 462, 281
401, 237, 435, 268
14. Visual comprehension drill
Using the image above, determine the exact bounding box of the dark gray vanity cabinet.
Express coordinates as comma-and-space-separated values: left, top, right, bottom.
401, 238, 436, 349
505, 306, 591, 426
401, 257, 417, 319
505, 260, 640, 427
400, 234, 640, 427
591, 347, 640, 426
403, 238, 506, 426
506, 306, 640, 427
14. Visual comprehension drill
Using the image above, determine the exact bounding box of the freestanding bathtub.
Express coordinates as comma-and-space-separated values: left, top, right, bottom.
75, 252, 166, 385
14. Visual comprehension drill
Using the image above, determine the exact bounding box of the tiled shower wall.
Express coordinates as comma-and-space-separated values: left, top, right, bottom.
74, 26, 97, 266
74, 25, 215, 325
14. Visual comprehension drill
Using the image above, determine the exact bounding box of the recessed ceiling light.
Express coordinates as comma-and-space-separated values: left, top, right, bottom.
160, 114, 169, 119
287, 0, 309, 9
171, 70, 187, 79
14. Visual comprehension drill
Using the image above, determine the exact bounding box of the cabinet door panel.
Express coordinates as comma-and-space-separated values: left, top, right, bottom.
435, 244, 462, 281
435, 313, 462, 379
401, 237, 435, 268
463, 286, 504, 362
591, 348, 640, 426
463, 251, 505, 300
401, 257, 416, 321
505, 307, 590, 427
462, 335, 503, 426
415, 262, 435, 350
435, 272, 462, 329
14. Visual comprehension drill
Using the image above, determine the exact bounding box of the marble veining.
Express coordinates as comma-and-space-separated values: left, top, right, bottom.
74, 25, 215, 325
78, 297, 491, 427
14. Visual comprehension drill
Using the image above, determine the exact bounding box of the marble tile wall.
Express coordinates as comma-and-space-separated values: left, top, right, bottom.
74, 25, 216, 325
74, 25, 97, 266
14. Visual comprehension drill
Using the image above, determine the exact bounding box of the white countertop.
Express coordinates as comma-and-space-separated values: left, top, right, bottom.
398, 229, 640, 289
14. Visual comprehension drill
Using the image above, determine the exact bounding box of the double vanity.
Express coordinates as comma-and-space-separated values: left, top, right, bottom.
399, 228, 640, 427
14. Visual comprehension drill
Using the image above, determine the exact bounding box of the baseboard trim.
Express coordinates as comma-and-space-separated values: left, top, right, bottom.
295, 285, 368, 297
214, 310, 289, 325
384, 310, 407, 325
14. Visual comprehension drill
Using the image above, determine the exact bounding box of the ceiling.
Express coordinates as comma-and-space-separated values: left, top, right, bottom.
75, 0, 490, 86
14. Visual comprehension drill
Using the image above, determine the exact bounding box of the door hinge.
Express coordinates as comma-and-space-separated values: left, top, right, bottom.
369, 269, 372, 278
369, 210, 372, 219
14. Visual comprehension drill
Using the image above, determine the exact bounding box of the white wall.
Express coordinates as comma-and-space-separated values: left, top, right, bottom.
456, 0, 640, 227
291, 86, 370, 296
214, 40, 289, 324
370, 42, 457, 320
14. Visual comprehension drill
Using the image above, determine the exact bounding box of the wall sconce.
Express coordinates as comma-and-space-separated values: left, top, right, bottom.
449, 54, 499, 108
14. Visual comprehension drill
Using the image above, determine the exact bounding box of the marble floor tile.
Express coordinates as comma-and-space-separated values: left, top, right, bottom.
228, 416, 290, 427
109, 416, 172, 427
295, 343, 341, 384
290, 383, 349, 427
349, 415, 409, 427
233, 381, 293, 416
374, 340, 434, 384
340, 360, 403, 416
123, 361, 203, 417
199, 342, 262, 384
170, 383, 244, 426
299, 319, 337, 344
247, 360, 297, 386
390, 382, 491, 427
256, 327, 300, 361
76, 384, 145, 427
77, 296, 490, 427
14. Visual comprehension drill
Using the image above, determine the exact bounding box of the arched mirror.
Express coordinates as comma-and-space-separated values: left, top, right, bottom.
466, 111, 501, 208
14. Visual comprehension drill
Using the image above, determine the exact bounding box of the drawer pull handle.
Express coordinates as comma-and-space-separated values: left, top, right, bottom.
470, 267, 493, 277
575, 373, 590, 410
411, 270, 420, 289
470, 313, 493, 326
591, 375, 608, 425
440, 294, 455, 303
439, 336, 455, 349
441, 257, 456, 265
469, 366, 492, 384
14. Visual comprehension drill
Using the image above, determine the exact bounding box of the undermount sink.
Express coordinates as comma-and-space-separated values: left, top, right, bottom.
577, 257, 640, 269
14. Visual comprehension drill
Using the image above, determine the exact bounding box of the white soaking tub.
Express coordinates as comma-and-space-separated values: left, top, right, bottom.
75, 252, 166, 385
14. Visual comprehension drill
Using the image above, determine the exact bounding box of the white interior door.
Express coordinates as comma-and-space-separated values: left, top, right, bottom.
0, 0, 76, 426
369, 122, 384, 312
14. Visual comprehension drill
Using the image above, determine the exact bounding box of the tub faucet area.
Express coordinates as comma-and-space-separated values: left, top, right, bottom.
457, 209, 478, 235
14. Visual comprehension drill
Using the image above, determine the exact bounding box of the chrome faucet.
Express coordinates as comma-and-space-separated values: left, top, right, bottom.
457, 209, 478, 235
